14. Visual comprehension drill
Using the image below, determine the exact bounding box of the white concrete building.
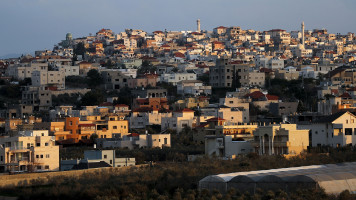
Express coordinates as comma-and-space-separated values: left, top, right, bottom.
161, 109, 195, 133
205, 135, 253, 159
177, 80, 212, 96
299, 112, 356, 147
31, 70, 65, 89
97, 134, 171, 149
55, 65, 80, 76
129, 108, 172, 129
160, 73, 197, 86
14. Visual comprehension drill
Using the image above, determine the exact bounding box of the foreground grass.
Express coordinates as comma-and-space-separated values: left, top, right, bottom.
3, 151, 356, 199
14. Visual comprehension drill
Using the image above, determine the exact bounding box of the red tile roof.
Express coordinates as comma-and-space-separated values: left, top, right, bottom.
175, 108, 195, 113
340, 92, 351, 99
128, 133, 140, 137
260, 68, 273, 73
206, 117, 225, 122
245, 91, 279, 101
266, 94, 279, 101
115, 104, 129, 107
174, 52, 185, 58
269, 29, 286, 32
99, 102, 113, 107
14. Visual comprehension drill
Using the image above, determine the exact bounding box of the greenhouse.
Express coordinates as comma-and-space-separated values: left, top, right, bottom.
199, 162, 356, 194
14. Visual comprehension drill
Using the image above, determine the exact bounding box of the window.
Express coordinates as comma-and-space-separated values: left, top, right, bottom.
334, 128, 342, 136
36, 155, 39, 158
110, 160, 112, 164
45, 143, 48, 146
46, 154, 50, 158
113, 126, 117, 129
40, 155, 43, 158
104, 155, 107, 159
345, 128, 352, 135
0, 156, 3, 161
45, 165, 49, 170
164, 138, 168, 144
36, 143, 40, 147
37, 166, 41, 170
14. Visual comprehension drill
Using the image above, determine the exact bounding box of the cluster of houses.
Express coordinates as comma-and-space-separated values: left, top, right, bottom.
0, 21, 356, 171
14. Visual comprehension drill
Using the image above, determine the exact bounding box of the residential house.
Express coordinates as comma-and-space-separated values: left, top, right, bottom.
299, 111, 356, 147
251, 124, 309, 155
0, 130, 59, 172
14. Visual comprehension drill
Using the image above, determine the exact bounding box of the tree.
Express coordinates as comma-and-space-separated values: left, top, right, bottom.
81, 90, 104, 106
90, 133, 98, 142
19, 78, 32, 86
231, 69, 241, 89
138, 60, 157, 74
297, 101, 307, 113
87, 69, 103, 89
197, 73, 209, 85
74, 42, 85, 57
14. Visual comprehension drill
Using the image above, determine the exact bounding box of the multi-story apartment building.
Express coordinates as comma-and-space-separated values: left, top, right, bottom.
31, 70, 65, 89
299, 111, 356, 147
209, 58, 265, 88
101, 69, 131, 90
21, 86, 52, 111
0, 130, 59, 172
128, 74, 158, 88
53, 116, 129, 143
55, 65, 80, 76
6, 62, 48, 80
160, 73, 197, 86
161, 108, 195, 133
251, 124, 309, 155
130, 107, 172, 129
177, 80, 212, 96
132, 97, 169, 110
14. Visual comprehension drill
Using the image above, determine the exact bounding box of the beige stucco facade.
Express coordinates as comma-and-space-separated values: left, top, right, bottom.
252, 124, 309, 156
0, 130, 59, 172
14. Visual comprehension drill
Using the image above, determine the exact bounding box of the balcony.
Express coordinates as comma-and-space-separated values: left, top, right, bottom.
9, 157, 30, 165
9, 146, 31, 152
273, 141, 291, 147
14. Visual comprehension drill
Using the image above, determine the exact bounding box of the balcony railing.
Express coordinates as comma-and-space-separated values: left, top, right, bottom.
10, 157, 30, 163
9, 146, 30, 151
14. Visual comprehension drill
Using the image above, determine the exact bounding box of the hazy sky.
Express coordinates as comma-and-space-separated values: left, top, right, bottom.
1, 0, 355, 57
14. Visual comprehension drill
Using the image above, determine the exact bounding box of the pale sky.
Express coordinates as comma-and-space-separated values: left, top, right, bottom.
0, 0, 355, 57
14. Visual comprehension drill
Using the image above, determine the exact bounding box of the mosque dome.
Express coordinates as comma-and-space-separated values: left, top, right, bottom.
66, 33, 73, 40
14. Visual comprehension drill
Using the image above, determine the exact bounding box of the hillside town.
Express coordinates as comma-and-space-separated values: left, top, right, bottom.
1, 20, 356, 198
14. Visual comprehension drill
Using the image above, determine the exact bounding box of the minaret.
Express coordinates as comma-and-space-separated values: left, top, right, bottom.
197, 19, 201, 32
301, 21, 305, 49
